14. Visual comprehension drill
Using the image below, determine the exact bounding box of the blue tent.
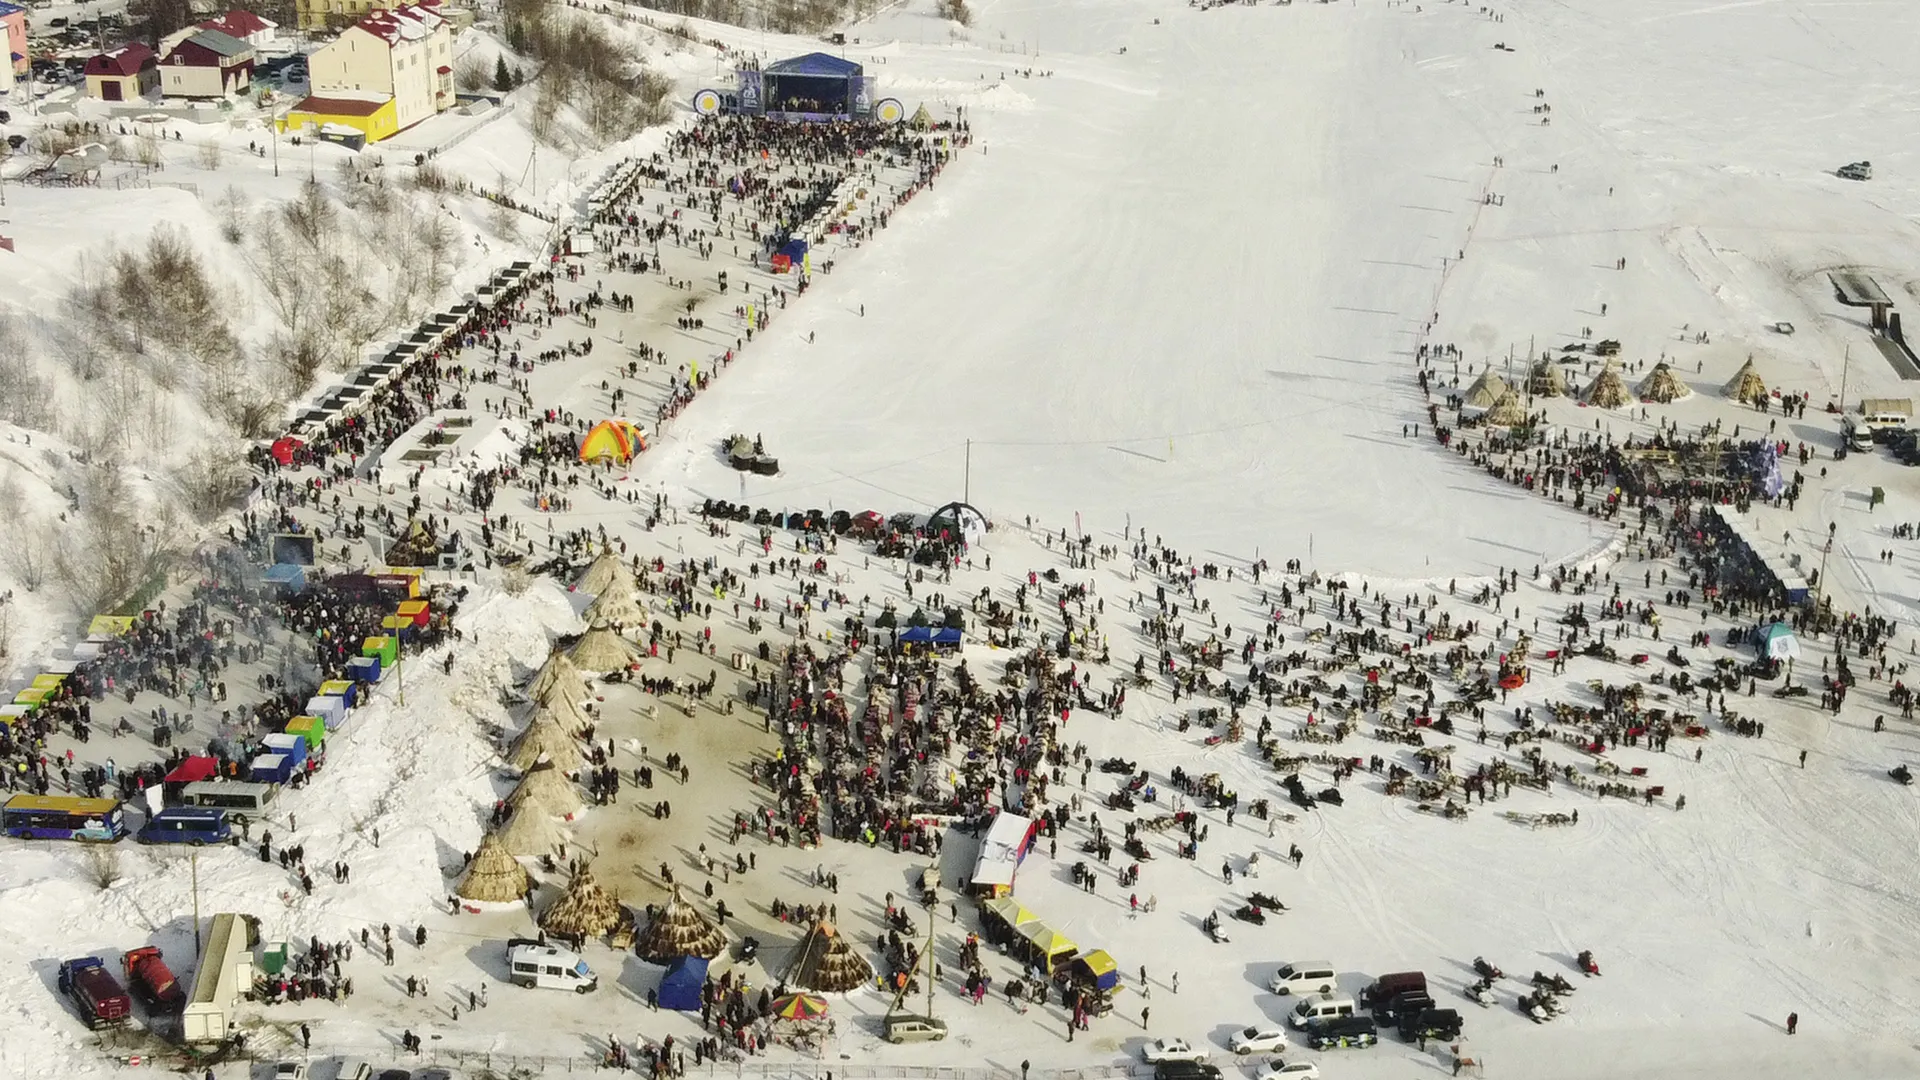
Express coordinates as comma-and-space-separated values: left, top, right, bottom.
899, 626, 935, 643
658, 955, 709, 1011
262, 563, 307, 595
934, 628, 963, 646
765, 52, 863, 78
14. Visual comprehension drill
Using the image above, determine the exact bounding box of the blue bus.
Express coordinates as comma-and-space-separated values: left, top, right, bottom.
1, 794, 129, 842
137, 807, 232, 846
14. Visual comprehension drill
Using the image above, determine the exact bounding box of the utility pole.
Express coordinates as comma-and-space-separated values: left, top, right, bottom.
924, 900, 938, 1020
1839, 345, 1851, 414
191, 850, 203, 954
963, 439, 971, 504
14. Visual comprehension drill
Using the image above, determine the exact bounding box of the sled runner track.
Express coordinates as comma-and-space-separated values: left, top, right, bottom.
1317, 806, 1450, 956
1731, 746, 1920, 911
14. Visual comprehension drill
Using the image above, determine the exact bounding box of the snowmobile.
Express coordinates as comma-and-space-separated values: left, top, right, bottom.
1123, 837, 1154, 861
1318, 787, 1345, 807
1772, 683, 1808, 699
1531, 971, 1574, 995
1465, 979, 1496, 1008
1520, 993, 1553, 1024
1247, 892, 1286, 911
1098, 757, 1137, 774
1106, 791, 1136, 811
1231, 904, 1267, 926
1472, 956, 1504, 981
1202, 912, 1231, 944
1890, 764, 1913, 786
1665, 646, 1687, 668
1576, 950, 1601, 977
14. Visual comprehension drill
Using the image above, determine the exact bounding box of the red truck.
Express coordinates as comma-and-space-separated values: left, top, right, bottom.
123, 947, 186, 1012
57, 956, 131, 1029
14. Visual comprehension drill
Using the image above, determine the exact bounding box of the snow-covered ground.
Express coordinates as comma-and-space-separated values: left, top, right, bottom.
7, 0, 1920, 1078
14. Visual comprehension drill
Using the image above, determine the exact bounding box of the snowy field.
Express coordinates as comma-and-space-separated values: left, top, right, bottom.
7, 0, 1920, 1079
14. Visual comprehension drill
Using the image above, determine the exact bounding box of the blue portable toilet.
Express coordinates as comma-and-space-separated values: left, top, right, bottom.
249, 753, 294, 784
346, 656, 384, 684
262, 733, 308, 769
657, 956, 709, 1011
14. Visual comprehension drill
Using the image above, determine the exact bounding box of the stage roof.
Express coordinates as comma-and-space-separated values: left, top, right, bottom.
765, 51, 863, 78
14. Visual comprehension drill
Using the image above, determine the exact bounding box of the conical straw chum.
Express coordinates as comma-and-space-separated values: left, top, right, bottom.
569, 622, 635, 672
455, 832, 530, 903
1725, 357, 1767, 405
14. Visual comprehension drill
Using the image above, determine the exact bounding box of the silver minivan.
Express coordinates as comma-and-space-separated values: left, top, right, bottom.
1268, 960, 1337, 996
1287, 993, 1357, 1029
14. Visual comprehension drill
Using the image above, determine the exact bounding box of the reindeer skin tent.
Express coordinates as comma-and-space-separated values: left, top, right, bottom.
540, 868, 633, 940
635, 886, 728, 962
1582, 362, 1632, 409
789, 920, 874, 993
1637, 362, 1691, 403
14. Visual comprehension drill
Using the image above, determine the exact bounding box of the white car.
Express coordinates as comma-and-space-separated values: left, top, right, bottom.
1143, 1038, 1210, 1063
1257, 1062, 1320, 1080
1230, 1027, 1290, 1055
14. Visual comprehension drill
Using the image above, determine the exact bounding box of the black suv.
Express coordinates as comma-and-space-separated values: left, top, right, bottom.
1398, 1007, 1464, 1043
1373, 989, 1435, 1023
1154, 1063, 1224, 1080
1308, 1015, 1378, 1050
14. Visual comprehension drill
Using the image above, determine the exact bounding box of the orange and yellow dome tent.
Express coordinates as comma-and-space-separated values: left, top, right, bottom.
579, 420, 647, 464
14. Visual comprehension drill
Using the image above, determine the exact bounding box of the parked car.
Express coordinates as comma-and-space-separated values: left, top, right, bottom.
1143, 1038, 1209, 1063
1230, 1026, 1289, 1055
1307, 1016, 1378, 1051
1268, 961, 1337, 996
1398, 1008, 1464, 1043
1371, 989, 1434, 1023
1838, 161, 1872, 181
1287, 994, 1357, 1029
1152, 1063, 1223, 1080
1255, 1063, 1320, 1080
273, 1063, 308, 1080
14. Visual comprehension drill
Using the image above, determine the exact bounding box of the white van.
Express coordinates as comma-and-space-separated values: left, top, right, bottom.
181, 780, 280, 822
507, 944, 598, 993
1286, 993, 1357, 1029
1268, 961, 1337, 996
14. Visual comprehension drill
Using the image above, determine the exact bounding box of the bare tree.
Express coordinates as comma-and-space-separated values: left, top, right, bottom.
82, 846, 124, 890
172, 441, 251, 518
